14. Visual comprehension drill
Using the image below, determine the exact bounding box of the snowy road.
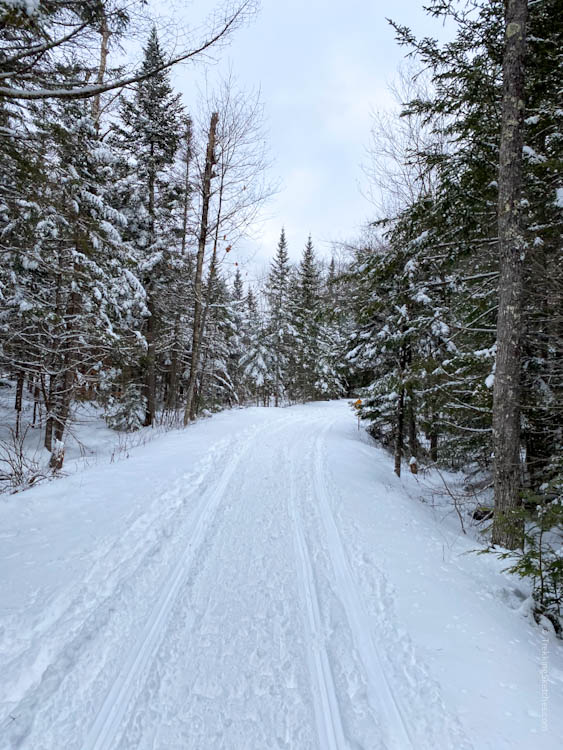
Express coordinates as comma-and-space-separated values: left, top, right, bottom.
1, 403, 562, 749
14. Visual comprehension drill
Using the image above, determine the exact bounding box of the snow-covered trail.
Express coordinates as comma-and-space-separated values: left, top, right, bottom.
1, 403, 562, 749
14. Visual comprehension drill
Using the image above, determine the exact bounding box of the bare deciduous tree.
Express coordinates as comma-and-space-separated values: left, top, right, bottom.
0, 0, 257, 101
184, 78, 275, 422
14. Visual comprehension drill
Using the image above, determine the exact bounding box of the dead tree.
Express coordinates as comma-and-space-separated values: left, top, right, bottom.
184, 111, 219, 425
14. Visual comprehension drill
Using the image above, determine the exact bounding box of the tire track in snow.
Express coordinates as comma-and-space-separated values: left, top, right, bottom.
82, 412, 304, 750
311, 421, 415, 750
286, 443, 349, 750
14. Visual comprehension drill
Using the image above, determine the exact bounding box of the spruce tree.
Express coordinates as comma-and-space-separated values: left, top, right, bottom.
241, 287, 273, 405
265, 229, 294, 406
292, 236, 322, 400
112, 27, 184, 426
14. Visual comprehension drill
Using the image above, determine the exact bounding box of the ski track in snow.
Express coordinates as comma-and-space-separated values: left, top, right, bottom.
116, 412, 319, 750
287, 442, 348, 750
309, 422, 472, 750
2, 414, 302, 749
2, 403, 544, 749
309, 423, 413, 750
81, 417, 279, 750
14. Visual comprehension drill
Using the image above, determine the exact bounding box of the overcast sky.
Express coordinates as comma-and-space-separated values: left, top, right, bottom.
152, 1, 449, 277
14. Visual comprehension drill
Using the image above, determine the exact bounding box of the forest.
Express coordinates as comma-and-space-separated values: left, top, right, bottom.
0, 0, 562, 632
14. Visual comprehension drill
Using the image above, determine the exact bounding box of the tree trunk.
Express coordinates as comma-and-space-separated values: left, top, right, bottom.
430, 429, 438, 464
14, 369, 24, 438
32, 378, 40, 427
407, 384, 417, 460
49, 287, 79, 469
42, 374, 53, 451
184, 111, 218, 426
394, 385, 405, 478
91, 13, 110, 128
195, 339, 211, 415
143, 147, 157, 427
143, 297, 157, 426
44, 415, 54, 452
165, 122, 193, 413
180, 119, 193, 255
166, 323, 180, 412
491, 0, 528, 549
49, 367, 73, 470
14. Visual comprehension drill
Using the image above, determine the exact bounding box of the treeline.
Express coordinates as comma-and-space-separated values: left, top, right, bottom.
245, 230, 348, 407
0, 1, 350, 471
349, 0, 561, 493
344, 0, 562, 625
2, 3, 561, 547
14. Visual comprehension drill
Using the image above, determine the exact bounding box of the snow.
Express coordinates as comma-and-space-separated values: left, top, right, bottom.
411, 230, 429, 246
522, 145, 546, 164
415, 289, 432, 305
1, 402, 562, 749
3, 0, 40, 15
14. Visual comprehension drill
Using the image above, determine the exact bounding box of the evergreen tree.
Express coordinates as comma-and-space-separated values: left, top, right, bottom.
264, 229, 295, 406
1, 89, 144, 464
111, 27, 184, 426
292, 236, 322, 400
241, 287, 273, 405
228, 268, 247, 403
195, 270, 237, 413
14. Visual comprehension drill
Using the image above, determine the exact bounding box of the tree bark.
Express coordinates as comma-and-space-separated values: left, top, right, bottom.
491, 0, 528, 549
42, 374, 53, 451
91, 13, 110, 128
143, 146, 157, 427
167, 130, 194, 412
406, 344, 417, 460
430, 428, 438, 464
49, 367, 73, 470
180, 119, 193, 254
49, 287, 79, 469
14, 370, 24, 438
184, 111, 218, 425
143, 297, 157, 426
190, 164, 226, 418
32, 378, 40, 427
166, 322, 180, 413
407, 395, 417, 460
394, 385, 405, 478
